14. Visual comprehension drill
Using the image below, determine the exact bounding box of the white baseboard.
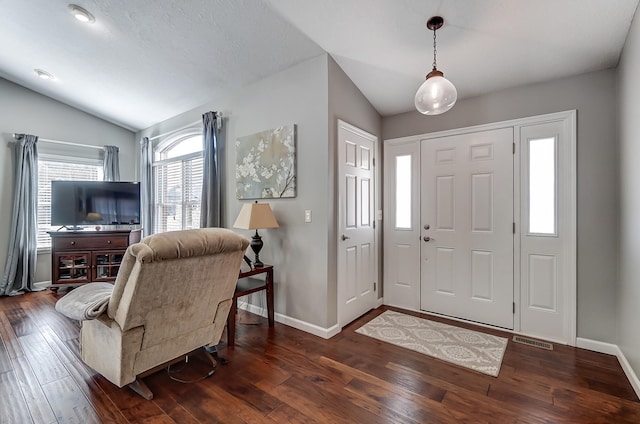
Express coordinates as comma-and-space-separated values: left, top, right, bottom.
238, 303, 341, 340
576, 337, 619, 355
238, 296, 386, 340
577, 337, 640, 398
35, 281, 51, 289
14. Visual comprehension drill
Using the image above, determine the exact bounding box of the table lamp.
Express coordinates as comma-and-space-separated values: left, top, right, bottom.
233, 201, 279, 268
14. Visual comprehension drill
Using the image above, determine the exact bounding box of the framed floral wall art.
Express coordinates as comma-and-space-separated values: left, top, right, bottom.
236, 124, 296, 199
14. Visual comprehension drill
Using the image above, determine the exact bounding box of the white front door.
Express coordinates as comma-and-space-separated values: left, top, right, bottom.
420, 128, 515, 329
338, 120, 377, 327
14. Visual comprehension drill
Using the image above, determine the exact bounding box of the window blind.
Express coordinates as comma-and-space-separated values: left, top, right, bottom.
37, 159, 102, 248
153, 155, 203, 233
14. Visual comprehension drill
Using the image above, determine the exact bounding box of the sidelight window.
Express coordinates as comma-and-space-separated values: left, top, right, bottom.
395, 155, 412, 229
528, 137, 557, 235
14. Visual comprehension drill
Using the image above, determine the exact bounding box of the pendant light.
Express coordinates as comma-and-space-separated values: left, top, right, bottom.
415, 16, 457, 115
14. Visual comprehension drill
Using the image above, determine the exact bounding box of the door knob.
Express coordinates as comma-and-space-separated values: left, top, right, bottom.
423, 236, 431, 242
341, 234, 350, 241
424, 224, 430, 230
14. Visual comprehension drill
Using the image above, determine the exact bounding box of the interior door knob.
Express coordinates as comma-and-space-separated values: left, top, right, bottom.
424, 224, 430, 230
423, 236, 431, 242
341, 234, 350, 241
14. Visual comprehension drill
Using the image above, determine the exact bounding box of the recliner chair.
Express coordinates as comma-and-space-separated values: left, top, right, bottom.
56, 228, 249, 399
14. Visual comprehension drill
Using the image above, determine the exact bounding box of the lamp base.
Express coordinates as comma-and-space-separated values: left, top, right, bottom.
250, 230, 264, 268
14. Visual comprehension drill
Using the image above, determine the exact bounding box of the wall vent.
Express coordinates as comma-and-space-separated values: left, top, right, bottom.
512, 335, 553, 350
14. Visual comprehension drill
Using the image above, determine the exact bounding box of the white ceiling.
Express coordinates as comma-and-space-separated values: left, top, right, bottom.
1, 0, 637, 131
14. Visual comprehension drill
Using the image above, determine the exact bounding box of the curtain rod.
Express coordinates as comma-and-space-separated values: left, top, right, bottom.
11, 134, 104, 150
147, 112, 222, 141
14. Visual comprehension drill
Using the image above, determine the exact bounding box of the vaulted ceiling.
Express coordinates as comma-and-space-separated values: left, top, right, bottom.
1, 0, 637, 131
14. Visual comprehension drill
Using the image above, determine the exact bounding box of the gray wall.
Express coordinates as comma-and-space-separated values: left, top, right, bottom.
137, 54, 383, 329
383, 69, 619, 343
138, 55, 334, 328
618, 9, 640, 378
0, 77, 135, 284
327, 56, 383, 324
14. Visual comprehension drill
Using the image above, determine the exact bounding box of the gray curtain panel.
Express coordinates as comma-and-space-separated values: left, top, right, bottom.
103, 145, 120, 181
1, 134, 40, 296
200, 111, 223, 228
140, 137, 153, 236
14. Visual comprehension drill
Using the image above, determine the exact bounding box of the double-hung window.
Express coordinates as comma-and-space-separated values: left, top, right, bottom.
37, 155, 103, 250
152, 133, 203, 233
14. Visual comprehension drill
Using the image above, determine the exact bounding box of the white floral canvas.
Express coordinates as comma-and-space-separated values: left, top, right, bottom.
236, 125, 296, 199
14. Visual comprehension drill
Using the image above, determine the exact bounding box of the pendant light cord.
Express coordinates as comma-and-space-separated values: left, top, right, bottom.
432, 26, 438, 70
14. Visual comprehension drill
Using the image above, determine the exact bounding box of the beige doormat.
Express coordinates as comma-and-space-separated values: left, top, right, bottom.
355, 310, 508, 377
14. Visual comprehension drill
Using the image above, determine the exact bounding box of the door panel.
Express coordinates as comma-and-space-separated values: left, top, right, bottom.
527, 254, 557, 311
471, 173, 493, 231
471, 250, 493, 300
345, 246, 357, 302
420, 128, 514, 329
436, 175, 455, 230
435, 247, 455, 294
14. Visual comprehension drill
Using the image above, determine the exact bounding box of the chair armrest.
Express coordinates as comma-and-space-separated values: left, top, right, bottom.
55, 282, 114, 321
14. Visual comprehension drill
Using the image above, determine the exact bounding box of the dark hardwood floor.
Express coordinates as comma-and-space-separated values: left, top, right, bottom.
1, 290, 639, 423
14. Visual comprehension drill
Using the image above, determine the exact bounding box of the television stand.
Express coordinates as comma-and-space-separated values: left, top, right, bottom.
48, 229, 141, 292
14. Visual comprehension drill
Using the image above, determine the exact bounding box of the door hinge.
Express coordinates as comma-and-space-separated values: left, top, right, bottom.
513, 222, 515, 234
373, 158, 376, 166
374, 282, 377, 291
373, 221, 376, 229
512, 142, 515, 154
513, 302, 516, 314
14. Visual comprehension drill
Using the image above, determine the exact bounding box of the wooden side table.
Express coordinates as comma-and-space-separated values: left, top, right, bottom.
227, 265, 274, 347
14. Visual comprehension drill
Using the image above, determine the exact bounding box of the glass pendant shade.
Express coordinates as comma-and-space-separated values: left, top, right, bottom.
414, 72, 457, 115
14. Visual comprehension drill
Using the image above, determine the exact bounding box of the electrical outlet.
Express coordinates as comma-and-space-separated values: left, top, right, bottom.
304, 210, 312, 223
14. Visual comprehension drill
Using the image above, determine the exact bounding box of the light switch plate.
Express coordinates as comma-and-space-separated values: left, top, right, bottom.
304, 210, 312, 223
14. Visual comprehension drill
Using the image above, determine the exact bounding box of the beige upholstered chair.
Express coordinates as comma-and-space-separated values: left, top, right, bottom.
57, 228, 249, 399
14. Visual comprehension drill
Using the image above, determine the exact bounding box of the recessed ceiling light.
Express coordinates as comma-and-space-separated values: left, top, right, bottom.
68, 4, 95, 23
34, 69, 55, 80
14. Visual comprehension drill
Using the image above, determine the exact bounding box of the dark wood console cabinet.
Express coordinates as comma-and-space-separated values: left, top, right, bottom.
48, 229, 141, 291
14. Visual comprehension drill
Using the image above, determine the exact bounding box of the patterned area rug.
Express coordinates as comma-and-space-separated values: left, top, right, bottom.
355, 310, 508, 377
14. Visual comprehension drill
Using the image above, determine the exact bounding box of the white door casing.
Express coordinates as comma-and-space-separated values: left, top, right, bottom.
338, 120, 377, 327
420, 128, 515, 329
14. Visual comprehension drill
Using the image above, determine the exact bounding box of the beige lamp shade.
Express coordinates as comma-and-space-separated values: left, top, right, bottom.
233, 202, 279, 230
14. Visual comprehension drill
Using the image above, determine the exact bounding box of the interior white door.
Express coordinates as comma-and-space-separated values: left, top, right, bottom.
338, 120, 377, 327
420, 128, 514, 329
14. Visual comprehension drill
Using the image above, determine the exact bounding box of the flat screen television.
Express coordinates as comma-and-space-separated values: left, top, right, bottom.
51, 181, 141, 229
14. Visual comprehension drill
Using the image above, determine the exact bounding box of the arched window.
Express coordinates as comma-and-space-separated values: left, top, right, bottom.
153, 132, 203, 233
